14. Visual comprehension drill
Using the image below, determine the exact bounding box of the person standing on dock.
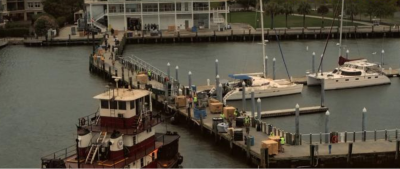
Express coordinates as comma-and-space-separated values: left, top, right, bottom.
245, 116, 250, 135
148, 70, 152, 81
193, 95, 198, 108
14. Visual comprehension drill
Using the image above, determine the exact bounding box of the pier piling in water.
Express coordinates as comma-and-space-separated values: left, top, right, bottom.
325, 111, 330, 143
251, 89, 256, 127
312, 52, 315, 74
265, 56, 268, 77
273, 58, 276, 80
295, 104, 300, 145
215, 59, 219, 77
242, 81, 246, 111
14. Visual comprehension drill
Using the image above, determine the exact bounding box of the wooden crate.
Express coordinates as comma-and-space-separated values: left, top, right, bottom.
209, 102, 223, 114
175, 96, 186, 108
261, 140, 279, 155
223, 106, 236, 119
137, 74, 148, 84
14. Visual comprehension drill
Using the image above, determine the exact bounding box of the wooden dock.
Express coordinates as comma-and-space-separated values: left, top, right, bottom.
88, 30, 400, 168
160, 101, 400, 168
250, 106, 328, 118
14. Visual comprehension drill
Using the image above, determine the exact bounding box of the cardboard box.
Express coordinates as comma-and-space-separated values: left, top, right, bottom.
175, 96, 186, 108
79, 31, 84, 37
209, 102, 223, 114
223, 106, 236, 119
208, 98, 220, 105
261, 140, 279, 155
137, 74, 148, 84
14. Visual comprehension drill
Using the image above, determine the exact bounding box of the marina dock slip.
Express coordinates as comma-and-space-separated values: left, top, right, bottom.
126, 25, 400, 44
87, 30, 400, 168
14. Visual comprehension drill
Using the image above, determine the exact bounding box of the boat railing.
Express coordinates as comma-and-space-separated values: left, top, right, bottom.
300, 128, 399, 145
41, 145, 76, 161
78, 109, 99, 127
95, 136, 157, 168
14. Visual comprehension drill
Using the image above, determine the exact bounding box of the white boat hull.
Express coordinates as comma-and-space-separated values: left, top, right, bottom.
225, 84, 303, 101
307, 74, 390, 90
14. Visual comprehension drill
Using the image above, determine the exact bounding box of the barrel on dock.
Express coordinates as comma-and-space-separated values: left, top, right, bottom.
235, 117, 244, 127
217, 123, 228, 133
244, 135, 255, 146
233, 129, 244, 141
212, 117, 223, 131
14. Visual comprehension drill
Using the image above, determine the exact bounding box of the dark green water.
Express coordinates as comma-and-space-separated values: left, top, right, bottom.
1, 38, 400, 167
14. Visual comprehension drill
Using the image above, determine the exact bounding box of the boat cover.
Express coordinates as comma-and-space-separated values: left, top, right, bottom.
228, 74, 252, 80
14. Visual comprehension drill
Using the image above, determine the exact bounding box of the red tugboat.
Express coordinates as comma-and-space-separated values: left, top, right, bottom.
41, 86, 183, 168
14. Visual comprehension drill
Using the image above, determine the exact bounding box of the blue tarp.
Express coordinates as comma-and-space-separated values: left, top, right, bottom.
228, 74, 252, 80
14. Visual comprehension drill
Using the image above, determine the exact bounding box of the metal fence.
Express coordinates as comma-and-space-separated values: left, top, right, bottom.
300, 129, 399, 145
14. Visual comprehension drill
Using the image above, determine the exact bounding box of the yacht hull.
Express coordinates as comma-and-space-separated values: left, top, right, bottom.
323, 75, 390, 90
307, 74, 390, 90
306, 74, 322, 86
225, 84, 303, 101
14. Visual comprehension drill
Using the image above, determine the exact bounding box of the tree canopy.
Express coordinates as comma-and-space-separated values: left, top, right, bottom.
34, 15, 59, 36
42, 0, 83, 23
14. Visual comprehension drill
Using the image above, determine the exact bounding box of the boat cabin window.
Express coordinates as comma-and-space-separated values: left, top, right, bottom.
110, 101, 117, 109
101, 100, 109, 109
130, 100, 135, 109
332, 69, 338, 74
341, 71, 362, 76
118, 101, 126, 110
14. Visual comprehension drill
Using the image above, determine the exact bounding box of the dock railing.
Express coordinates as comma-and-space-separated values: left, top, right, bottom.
300, 129, 399, 145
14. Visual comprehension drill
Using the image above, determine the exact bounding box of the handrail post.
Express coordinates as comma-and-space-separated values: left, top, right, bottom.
310, 133, 312, 144
374, 130, 377, 141
345, 131, 347, 143
320, 132, 322, 144
385, 129, 388, 140
353, 131, 356, 142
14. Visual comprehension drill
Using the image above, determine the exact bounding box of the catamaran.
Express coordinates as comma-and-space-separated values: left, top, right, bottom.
306, 0, 390, 90
218, 0, 303, 101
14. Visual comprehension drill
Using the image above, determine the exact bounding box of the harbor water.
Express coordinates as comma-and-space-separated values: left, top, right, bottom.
1, 38, 400, 167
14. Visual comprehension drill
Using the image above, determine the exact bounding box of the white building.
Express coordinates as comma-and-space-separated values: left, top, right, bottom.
85, 0, 229, 32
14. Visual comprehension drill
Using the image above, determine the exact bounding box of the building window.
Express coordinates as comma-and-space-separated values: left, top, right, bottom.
130, 100, 135, 110
101, 100, 109, 109
28, 2, 34, 8
118, 101, 126, 110
35, 2, 40, 8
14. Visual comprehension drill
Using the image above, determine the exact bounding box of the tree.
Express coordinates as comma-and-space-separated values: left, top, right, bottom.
281, 2, 294, 28
360, 0, 397, 21
345, 0, 359, 23
297, 1, 312, 28
317, 5, 329, 27
42, 0, 83, 24
34, 15, 58, 36
236, 0, 257, 10
265, 1, 281, 29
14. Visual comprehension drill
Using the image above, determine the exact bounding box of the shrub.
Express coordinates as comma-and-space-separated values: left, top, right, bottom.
34, 15, 59, 36
5, 21, 31, 29
0, 28, 29, 37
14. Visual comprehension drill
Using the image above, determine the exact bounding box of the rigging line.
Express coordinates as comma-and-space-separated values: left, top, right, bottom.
316, 0, 341, 74
274, 29, 292, 82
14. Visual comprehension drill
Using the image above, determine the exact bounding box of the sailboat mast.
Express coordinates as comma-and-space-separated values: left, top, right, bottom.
259, 0, 266, 77
338, 0, 344, 57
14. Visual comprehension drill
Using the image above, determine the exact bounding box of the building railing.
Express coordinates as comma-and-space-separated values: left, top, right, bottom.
193, 7, 209, 11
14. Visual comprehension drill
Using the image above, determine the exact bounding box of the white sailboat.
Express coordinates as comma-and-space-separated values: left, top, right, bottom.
306, 0, 390, 90
221, 0, 303, 101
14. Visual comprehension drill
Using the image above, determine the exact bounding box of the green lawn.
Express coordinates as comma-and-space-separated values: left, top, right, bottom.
227, 12, 362, 28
